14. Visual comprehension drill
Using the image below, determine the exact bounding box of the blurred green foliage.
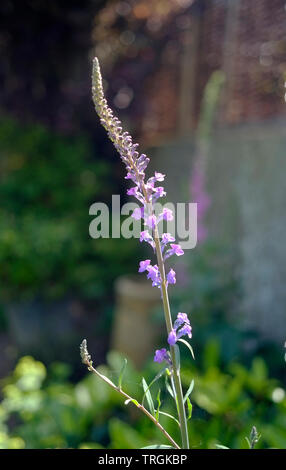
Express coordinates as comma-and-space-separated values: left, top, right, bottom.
0, 347, 285, 449
0, 117, 137, 302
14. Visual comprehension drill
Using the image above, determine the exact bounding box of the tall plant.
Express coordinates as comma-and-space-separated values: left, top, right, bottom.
80, 58, 195, 449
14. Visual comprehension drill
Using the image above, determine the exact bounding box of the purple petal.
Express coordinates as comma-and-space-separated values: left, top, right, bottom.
132, 207, 144, 220
154, 348, 167, 363
170, 244, 184, 256
167, 329, 177, 346
162, 208, 173, 221
127, 187, 138, 196
167, 268, 176, 285
146, 214, 157, 229
139, 259, 151, 273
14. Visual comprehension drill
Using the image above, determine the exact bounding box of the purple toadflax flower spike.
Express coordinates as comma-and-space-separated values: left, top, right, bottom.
92, 58, 191, 448
92, 57, 184, 290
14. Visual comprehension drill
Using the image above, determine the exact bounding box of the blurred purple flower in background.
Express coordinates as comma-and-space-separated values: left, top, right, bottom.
190, 155, 211, 244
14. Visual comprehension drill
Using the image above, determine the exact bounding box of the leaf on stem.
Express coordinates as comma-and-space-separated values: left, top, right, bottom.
141, 367, 167, 406
155, 389, 161, 421
165, 374, 175, 399
142, 377, 155, 416
177, 338, 195, 360
183, 379, 194, 403
186, 397, 192, 421
141, 445, 175, 449
156, 410, 180, 427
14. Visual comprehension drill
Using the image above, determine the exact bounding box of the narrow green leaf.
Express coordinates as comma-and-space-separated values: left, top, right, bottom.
170, 376, 178, 407
165, 375, 175, 399
186, 397, 192, 421
245, 437, 251, 449
177, 338, 195, 360
141, 367, 167, 405
142, 377, 155, 416
156, 410, 180, 427
183, 379, 194, 403
118, 358, 127, 389
156, 389, 161, 421
141, 445, 175, 449
215, 444, 229, 449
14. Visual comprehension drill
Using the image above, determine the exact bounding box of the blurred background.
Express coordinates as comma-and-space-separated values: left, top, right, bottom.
0, 0, 286, 449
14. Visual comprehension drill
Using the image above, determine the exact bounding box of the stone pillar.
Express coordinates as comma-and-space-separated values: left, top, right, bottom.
111, 275, 162, 368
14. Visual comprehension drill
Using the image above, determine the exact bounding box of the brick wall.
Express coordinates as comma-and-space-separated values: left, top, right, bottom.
199, 0, 286, 125
94, 0, 286, 142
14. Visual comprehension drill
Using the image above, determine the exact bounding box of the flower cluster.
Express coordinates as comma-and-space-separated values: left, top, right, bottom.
92, 58, 185, 291
92, 58, 192, 368
92, 58, 149, 197
92, 57, 192, 449
167, 312, 192, 346
153, 312, 192, 364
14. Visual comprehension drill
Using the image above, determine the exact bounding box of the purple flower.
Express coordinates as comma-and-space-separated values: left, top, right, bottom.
137, 154, 150, 172
146, 214, 157, 229
177, 323, 192, 340
152, 186, 166, 200
164, 243, 184, 261
139, 261, 161, 287
146, 264, 161, 287
162, 208, 173, 221
140, 230, 152, 243
167, 312, 192, 345
146, 265, 158, 281
154, 172, 165, 182
154, 348, 168, 363
138, 259, 151, 273
127, 187, 138, 196
147, 172, 165, 186
167, 329, 177, 346
140, 230, 155, 249
167, 268, 176, 285
170, 244, 184, 256
174, 312, 190, 329
132, 207, 144, 220
161, 233, 175, 245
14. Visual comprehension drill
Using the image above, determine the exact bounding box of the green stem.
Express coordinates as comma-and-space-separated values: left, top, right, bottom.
153, 226, 189, 449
